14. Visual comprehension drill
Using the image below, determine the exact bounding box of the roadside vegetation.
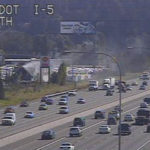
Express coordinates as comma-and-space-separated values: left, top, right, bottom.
0, 71, 141, 107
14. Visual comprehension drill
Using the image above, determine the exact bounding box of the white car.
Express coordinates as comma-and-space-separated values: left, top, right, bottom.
59, 106, 69, 114
132, 81, 138, 86
124, 114, 134, 121
69, 127, 82, 137
60, 142, 75, 150
140, 102, 148, 108
68, 91, 77, 96
2, 116, 15, 125
59, 98, 68, 105
99, 125, 111, 134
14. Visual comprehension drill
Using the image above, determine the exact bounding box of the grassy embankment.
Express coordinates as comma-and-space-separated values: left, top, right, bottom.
0, 72, 141, 107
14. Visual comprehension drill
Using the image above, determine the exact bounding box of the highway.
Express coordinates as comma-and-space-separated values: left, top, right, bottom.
1, 78, 150, 150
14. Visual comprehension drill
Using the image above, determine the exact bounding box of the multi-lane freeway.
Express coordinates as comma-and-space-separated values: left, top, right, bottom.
1, 78, 150, 150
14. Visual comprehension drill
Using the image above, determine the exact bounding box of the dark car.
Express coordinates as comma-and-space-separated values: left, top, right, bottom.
118, 123, 131, 135
94, 110, 105, 119
4, 106, 15, 114
107, 117, 117, 125
144, 98, 150, 105
73, 117, 85, 127
40, 96, 48, 102
20, 101, 29, 107
41, 130, 55, 140
146, 124, 150, 132
143, 81, 148, 86
106, 89, 113, 96
135, 116, 149, 125
45, 98, 54, 105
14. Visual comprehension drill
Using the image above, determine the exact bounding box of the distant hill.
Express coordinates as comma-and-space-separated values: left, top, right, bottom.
0, 0, 150, 72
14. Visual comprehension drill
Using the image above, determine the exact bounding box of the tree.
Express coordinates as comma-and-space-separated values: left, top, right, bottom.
50, 72, 58, 84
0, 74, 5, 99
57, 63, 67, 85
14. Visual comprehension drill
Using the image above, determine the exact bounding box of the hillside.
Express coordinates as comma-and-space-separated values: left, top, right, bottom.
0, 0, 150, 72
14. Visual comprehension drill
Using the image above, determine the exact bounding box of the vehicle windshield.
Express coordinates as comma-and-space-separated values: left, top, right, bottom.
3, 117, 12, 119
26, 112, 32, 114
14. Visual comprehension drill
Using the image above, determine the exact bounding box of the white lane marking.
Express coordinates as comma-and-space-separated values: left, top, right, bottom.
36, 137, 65, 150
36, 106, 139, 150
136, 139, 150, 150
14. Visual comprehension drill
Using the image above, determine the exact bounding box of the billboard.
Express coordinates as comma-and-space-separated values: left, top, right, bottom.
60, 21, 96, 34
40, 56, 50, 68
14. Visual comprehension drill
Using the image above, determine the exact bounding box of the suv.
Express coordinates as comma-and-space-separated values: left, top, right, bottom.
69, 127, 82, 137
94, 110, 105, 119
135, 116, 149, 125
118, 123, 131, 135
137, 109, 150, 118
108, 111, 120, 119
107, 116, 117, 125
73, 117, 85, 126
41, 129, 55, 140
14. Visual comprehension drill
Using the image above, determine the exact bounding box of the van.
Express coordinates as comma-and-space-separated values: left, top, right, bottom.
73, 117, 85, 126
5, 113, 16, 122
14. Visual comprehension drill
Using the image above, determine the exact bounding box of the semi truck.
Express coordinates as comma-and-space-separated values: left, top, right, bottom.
103, 77, 115, 89
88, 80, 99, 91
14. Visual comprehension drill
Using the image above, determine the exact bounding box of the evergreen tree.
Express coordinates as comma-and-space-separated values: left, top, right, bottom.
0, 78, 4, 99
57, 63, 67, 85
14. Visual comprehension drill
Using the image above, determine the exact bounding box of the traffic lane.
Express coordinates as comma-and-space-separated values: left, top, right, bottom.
0, 85, 140, 138
0, 80, 147, 138
48, 105, 149, 150
136, 140, 150, 150
2, 94, 145, 150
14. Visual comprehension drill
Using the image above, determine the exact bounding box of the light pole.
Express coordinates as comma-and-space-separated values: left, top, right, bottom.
63, 50, 122, 150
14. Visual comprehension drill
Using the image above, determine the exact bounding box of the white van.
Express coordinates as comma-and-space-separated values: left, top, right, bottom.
5, 113, 16, 122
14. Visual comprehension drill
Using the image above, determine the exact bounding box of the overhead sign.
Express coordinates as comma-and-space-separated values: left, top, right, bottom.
40, 56, 50, 68
60, 21, 96, 34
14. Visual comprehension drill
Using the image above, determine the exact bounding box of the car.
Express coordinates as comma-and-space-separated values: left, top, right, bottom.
131, 81, 138, 86
94, 110, 105, 119
69, 127, 82, 137
4, 106, 15, 114
2, 116, 15, 125
106, 89, 113, 96
124, 114, 134, 121
143, 81, 148, 86
40, 96, 48, 102
144, 97, 150, 105
107, 116, 117, 125
20, 101, 29, 107
108, 110, 120, 119
68, 90, 77, 96
38, 104, 48, 110
59, 98, 68, 105
77, 98, 86, 104
139, 85, 146, 90
146, 124, 150, 132
24, 112, 35, 118
140, 102, 148, 108
126, 85, 132, 91
59, 106, 69, 114
137, 108, 150, 118
73, 117, 86, 126
61, 95, 69, 101
41, 129, 55, 140
45, 98, 54, 105
59, 142, 75, 150
99, 125, 111, 134
114, 105, 123, 112
118, 123, 131, 135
